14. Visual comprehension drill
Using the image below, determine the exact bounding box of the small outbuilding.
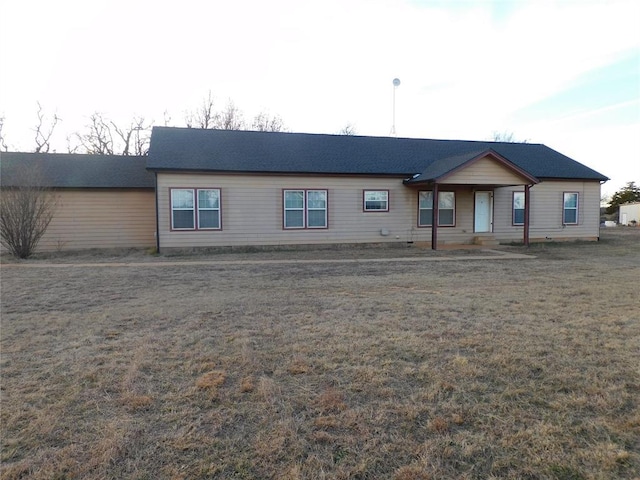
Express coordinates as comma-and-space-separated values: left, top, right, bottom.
619, 202, 640, 226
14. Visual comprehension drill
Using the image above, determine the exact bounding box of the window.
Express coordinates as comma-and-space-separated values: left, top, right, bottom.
283, 189, 327, 229
563, 192, 578, 225
307, 190, 327, 228
198, 189, 221, 229
418, 191, 455, 227
171, 188, 221, 230
513, 191, 525, 225
363, 190, 389, 211
171, 189, 195, 229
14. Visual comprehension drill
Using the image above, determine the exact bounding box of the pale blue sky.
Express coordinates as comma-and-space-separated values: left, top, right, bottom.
0, 0, 638, 195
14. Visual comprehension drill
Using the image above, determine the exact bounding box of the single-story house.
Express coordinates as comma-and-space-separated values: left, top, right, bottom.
147, 127, 608, 252
619, 202, 640, 226
1, 127, 609, 253
0, 153, 155, 252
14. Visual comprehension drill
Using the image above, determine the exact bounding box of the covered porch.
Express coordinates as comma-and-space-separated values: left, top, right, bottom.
403, 149, 539, 250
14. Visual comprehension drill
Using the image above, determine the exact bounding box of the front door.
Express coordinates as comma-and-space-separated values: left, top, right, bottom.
474, 191, 493, 233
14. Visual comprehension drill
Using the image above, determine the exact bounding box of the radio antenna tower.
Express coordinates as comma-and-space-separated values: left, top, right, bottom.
390, 78, 401, 136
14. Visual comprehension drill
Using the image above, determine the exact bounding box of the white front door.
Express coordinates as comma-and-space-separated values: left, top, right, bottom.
474, 191, 493, 233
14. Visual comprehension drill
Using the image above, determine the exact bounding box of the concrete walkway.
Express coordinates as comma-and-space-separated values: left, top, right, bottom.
0, 249, 535, 268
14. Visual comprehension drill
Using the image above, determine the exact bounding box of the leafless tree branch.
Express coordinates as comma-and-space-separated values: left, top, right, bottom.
185, 90, 219, 129
252, 112, 286, 132
70, 113, 150, 155
217, 100, 244, 130
338, 123, 357, 135
0, 116, 9, 151
33, 103, 60, 153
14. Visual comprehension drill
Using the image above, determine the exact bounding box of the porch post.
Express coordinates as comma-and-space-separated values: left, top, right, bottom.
524, 184, 531, 247
432, 183, 439, 250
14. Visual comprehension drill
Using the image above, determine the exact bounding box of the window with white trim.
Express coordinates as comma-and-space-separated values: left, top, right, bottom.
418, 191, 455, 226
364, 190, 389, 211
283, 189, 327, 229
171, 188, 221, 230
563, 192, 578, 225
513, 191, 525, 225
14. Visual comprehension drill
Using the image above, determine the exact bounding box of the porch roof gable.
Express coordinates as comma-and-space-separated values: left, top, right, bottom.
403, 149, 540, 186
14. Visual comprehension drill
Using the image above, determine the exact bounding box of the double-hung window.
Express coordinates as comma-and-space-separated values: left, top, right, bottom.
284, 190, 327, 229
513, 191, 525, 225
363, 190, 389, 211
563, 192, 578, 225
418, 191, 455, 227
171, 188, 221, 230
198, 189, 221, 229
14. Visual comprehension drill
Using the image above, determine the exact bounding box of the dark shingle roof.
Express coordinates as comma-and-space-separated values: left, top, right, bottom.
0, 152, 154, 188
147, 127, 609, 182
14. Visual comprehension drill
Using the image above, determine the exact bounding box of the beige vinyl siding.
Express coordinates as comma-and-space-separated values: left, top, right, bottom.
35, 189, 156, 251
157, 173, 602, 249
159, 174, 414, 248
443, 156, 528, 185
493, 181, 602, 241
158, 173, 493, 248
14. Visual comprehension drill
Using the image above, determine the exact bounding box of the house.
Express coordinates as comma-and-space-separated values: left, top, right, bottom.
619, 202, 640, 226
0, 153, 156, 252
147, 127, 608, 252
1, 128, 609, 254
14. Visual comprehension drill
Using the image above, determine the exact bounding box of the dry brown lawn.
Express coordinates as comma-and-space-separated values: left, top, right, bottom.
1, 229, 639, 479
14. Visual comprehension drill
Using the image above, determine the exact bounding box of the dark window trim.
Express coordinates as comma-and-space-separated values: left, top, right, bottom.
282, 188, 329, 230
512, 191, 525, 226
363, 189, 390, 212
417, 190, 456, 228
169, 187, 222, 232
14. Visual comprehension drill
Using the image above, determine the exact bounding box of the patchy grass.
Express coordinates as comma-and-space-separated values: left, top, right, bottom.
1, 229, 639, 479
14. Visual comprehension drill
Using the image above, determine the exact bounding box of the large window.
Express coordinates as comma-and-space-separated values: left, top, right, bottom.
171, 188, 221, 230
418, 191, 455, 227
563, 192, 578, 225
284, 190, 328, 229
513, 191, 525, 225
363, 190, 389, 212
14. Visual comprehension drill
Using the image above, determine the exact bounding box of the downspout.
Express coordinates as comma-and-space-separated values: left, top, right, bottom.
432, 183, 439, 250
154, 172, 160, 254
524, 184, 531, 247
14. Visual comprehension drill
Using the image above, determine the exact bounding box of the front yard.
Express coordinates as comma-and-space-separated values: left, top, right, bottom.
1, 229, 639, 479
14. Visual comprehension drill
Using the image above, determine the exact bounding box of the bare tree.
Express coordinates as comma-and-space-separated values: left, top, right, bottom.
185, 91, 219, 129
0, 167, 57, 258
163, 110, 172, 126
71, 113, 150, 155
217, 100, 245, 130
33, 102, 60, 153
491, 131, 528, 143
252, 112, 286, 132
111, 116, 151, 156
0, 116, 8, 151
338, 123, 357, 135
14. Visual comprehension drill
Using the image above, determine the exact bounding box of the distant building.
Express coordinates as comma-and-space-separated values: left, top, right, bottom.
619, 202, 640, 225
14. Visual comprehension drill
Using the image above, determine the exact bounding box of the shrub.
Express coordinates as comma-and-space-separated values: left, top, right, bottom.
0, 168, 56, 258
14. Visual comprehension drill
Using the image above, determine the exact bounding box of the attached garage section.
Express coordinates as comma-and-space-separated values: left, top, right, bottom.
38, 189, 156, 251
1, 152, 156, 253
